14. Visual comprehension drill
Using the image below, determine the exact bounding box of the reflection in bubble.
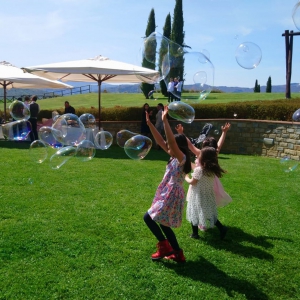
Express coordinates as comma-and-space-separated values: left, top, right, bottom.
124, 135, 152, 160
38, 126, 62, 148
2, 120, 32, 141
9, 100, 30, 121
116, 130, 138, 148
235, 42, 262, 69
79, 113, 96, 128
94, 131, 113, 150
168, 102, 195, 124
280, 156, 299, 173
29, 140, 48, 163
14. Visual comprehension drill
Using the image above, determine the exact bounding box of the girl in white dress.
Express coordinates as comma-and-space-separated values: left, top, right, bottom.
185, 147, 228, 240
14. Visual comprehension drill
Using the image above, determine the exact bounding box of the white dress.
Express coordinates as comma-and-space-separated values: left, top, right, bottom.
186, 166, 218, 229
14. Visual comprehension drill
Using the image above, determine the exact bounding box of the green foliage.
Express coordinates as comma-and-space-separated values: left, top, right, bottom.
254, 79, 261, 93
0, 143, 299, 299
141, 9, 156, 99
266, 76, 272, 93
171, 0, 184, 80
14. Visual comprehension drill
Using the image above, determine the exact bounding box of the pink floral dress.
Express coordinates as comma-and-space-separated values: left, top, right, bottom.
148, 156, 186, 228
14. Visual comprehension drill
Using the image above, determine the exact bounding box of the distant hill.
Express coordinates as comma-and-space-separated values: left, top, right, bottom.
1, 82, 300, 98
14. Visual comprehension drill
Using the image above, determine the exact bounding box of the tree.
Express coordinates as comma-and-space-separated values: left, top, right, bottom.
266, 76, 272, 93
170, 0, 184, 81
140, 9, 156, 99
159, 13, 172, 97
254, 79, 261, 93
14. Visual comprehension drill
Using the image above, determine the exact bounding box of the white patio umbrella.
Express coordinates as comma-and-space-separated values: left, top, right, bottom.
23, 55, 160, 128
0, 61, 73, 121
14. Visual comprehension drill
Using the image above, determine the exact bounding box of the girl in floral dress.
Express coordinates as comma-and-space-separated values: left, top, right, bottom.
143, 105, 191, 263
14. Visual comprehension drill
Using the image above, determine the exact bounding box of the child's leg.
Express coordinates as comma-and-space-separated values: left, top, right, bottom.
159, 224, 180, 251
143, 212, 166, 241
190, 223, 200, 239
215, 219, 228, 240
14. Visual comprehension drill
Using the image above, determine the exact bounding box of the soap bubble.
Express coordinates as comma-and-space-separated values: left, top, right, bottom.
124, 135, 152, 160
9, 100, 30, 121
116, 130, 138, 148
1, 120, 31, 141
52, 114, 86, 146
38, 126, 62, 148
168, 102, 195, 124
292, 2, 300, 31
164, 51, 214, 101
79, 113, 96, 128
75, 140, 96, 161
235, 42, 262, 69
292, 108, 300, 122
213, 129, 220, 135
49, 146, 77, 170
94, 130, 113, 150
280, 156, 299, 173
29, 140, 48, 163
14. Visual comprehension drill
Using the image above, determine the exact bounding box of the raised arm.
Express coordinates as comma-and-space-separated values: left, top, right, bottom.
217, 122, 231, 153
146, 111, 168, 153
163, 106, 184, 162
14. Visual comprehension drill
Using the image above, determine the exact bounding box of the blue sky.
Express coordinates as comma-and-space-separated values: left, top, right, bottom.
1, 0, 300, 88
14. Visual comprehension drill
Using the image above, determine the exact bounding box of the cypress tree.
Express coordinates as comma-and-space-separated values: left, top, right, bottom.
266, 76, 272, 93
170, 0, 184, 81
141, 9, 156, 99
159, 13, 172, 97
254, 79, 258, 93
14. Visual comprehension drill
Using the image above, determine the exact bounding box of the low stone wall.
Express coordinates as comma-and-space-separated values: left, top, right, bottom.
99, 118, 300, 161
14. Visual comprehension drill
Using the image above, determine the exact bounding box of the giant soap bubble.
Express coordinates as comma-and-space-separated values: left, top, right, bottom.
124, 135, 152, 160
1, 120, 31, 140
9, 100, 30, 120
168, 102, 195, 124
292, 2, 300, 31
164, 51, 214, 101
116, 130, 138, 148
38, 126, 62, 148
94, 130, 113, 150
29, 140, 48, 163
52, 113, 86, 146
75, 140, 96, 161
235, 42, 262, 69
292, 108, 300, 122
49, 146, 77, 170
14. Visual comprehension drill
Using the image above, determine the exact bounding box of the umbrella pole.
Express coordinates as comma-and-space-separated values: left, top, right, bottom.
98, 81, 102, 130
3, 83, 7, 122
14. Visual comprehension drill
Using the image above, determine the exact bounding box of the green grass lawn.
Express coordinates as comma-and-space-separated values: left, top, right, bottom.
0, 91, 293, 113
0, 141, 299, 299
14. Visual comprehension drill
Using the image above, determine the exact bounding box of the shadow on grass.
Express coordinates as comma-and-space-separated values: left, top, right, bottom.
203, 226, 291, 260
162, 256, 269, 299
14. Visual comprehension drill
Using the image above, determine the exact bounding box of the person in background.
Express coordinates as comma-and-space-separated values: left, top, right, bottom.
174, 76, 183, 101
29, 95, 40, 142
143, 105, 191, 263
24, 96, 30, 106
64, 101, 75, 114
141, 103, 152, 137
167, 77, 174, 103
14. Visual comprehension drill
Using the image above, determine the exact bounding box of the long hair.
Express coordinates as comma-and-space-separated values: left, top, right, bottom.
199, 147, 226, 178
174, 134, 191, 174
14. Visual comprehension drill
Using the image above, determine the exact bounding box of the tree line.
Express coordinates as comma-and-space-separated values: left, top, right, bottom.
254, 76, 272, 93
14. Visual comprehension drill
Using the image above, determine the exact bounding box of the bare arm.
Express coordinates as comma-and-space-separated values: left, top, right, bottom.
146, 111, 168, 153
163, 106, 184, 162
185, 174, 198, 186
175, 123, 201, 157
217, 122, 231, 153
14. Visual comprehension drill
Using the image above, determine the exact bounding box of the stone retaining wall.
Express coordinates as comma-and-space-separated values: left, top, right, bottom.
99, 118, 300, 160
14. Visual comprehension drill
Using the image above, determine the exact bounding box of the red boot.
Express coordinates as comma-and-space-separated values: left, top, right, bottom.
164, 249, 186, 263
151, 240, 174, 261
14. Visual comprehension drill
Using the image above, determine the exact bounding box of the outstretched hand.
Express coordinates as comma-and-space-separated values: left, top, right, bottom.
145, 110, 151, 124
221, 122, 231, 133
162, 105, 169, 121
